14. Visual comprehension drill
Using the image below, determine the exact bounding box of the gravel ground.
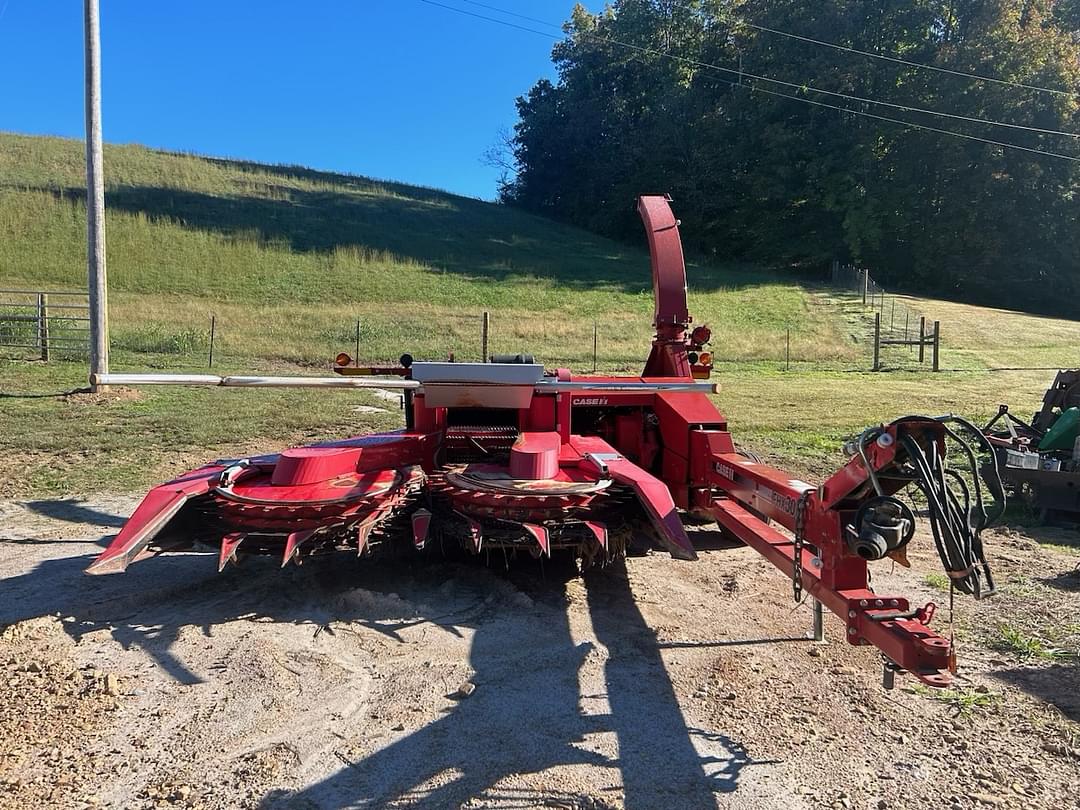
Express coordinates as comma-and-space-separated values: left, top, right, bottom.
1, 497, 1078, 810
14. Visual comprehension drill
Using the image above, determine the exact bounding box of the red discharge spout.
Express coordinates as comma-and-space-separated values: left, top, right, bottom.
637, 195, 693, 378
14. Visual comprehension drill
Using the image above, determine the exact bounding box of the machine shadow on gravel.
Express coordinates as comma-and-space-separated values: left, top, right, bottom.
258, 560, 754, 809
0, 540, 757, 806
23, 498, 127, 528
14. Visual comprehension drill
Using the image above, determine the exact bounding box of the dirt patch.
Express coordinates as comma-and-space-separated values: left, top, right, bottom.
1, 501, 1078, 809
0, 617, 121, 809
61, 387, 142, 406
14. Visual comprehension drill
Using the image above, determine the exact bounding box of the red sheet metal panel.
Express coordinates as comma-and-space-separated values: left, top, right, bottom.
86, 467, 223, 574
654, 391, 727, 461
689, 429, 736, 484
509, 432, 561, 480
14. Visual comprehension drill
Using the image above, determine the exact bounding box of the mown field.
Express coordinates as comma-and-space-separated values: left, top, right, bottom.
2, 132, 1078, 498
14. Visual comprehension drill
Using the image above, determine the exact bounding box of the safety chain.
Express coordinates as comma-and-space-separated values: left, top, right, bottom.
792, 490, 812, 602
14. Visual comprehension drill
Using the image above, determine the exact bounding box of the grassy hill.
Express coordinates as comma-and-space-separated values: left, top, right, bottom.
2, 131, 1078, 497
0, 132, 850, 369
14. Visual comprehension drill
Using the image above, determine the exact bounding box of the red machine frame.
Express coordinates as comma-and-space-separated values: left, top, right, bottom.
89, 195, 972, 689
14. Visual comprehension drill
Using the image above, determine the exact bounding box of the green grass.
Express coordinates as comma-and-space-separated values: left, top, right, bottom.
2, 131, 1079, 497
990, 624, 1071, 662
923, 572, 951, 591
906, 683, 1000, 715
0, 132, 846, 369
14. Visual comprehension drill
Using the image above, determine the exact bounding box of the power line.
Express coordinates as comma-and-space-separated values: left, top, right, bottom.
456, 0, 557, 29
743, 21, 1076, 99
418, 0, 1080, 161
458, 0, 1076, 99
743, 80, 1080, 162
447, 0, 1080, 138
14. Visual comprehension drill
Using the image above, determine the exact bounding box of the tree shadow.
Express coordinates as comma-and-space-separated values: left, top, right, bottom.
45, 177, 764, 295
196, 155, 468, 210
1040, 567, 1080, 592
990, 662, 1080, 722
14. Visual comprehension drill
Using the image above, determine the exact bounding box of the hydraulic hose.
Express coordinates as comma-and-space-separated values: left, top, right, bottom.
897, 427, 997, 598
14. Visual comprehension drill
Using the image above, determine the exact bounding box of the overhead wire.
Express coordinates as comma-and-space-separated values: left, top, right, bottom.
443, 0, 1080, 139
742, 20, 1076, 99
456, 0, 1075, 100
417, 0, 1080, 162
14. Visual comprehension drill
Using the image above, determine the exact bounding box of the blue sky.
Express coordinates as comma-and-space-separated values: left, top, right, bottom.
0, 1, 600, 199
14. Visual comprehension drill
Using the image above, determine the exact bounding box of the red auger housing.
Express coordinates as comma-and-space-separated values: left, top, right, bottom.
88, 195, 998, 689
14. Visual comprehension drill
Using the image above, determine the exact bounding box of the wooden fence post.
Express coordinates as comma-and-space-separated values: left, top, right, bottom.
873, 312, 881, 372
786, 328, 791, 371
355, 319, 361, 365
918, 316, 926, 363
932, 321, 940, 372
481, 311, 490, 362
37, 293, 49, 361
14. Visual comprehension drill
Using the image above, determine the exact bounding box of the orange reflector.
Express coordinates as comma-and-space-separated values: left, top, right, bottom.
698, 352, 713, 365
335, 353, 352, 367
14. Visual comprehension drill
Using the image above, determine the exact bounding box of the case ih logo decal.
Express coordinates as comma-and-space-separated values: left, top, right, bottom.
572, 397, 610, 406
713, 461, 737, 481
714, 460, 797, 516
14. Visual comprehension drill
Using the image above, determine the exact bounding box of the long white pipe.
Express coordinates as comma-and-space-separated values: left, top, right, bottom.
91, 373, 718, 394
92, 373, 420, 389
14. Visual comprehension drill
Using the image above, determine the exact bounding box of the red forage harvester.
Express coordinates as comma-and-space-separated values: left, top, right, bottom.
88, 195, 1000, 689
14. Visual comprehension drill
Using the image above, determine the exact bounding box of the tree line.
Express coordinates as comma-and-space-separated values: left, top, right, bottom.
500, 1, 1080, 315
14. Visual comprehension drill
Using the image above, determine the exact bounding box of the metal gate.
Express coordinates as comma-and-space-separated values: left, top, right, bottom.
0, 289, 91, 360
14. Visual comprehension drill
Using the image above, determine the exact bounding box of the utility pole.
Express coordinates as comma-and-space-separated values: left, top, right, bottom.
85, 0, 109, 391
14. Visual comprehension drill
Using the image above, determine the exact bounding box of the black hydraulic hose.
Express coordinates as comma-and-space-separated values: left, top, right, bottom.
899, 432, 995, 598
939, 414, 1006, 526
891, 414, 1006, 527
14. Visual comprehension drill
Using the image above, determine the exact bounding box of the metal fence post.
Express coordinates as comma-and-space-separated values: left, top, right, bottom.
208, 314, 216, 368
355, 319, 361, 364
918, 317, 926, 363
932, 321, 941, 372
862, 269, 868, 306
37, 293, 49, 361
592, 320, 598, 373
786, 328, 791, 371
873, 312, 881, 372
481, 311, 490, 362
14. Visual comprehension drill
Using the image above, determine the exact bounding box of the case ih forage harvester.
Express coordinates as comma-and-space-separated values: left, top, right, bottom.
88, 196, 1000, 689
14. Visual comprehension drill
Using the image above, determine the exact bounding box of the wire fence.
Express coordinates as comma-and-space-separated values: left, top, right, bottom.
830, 261, 940, 371
0, 289, 91, 360
1, 273, 943, 374
18, 308, 666, 373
